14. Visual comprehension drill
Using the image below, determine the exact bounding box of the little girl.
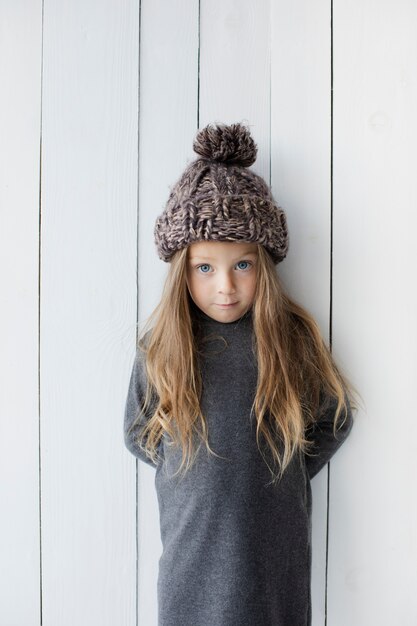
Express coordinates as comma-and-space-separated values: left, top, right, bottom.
124, 122, 357, 626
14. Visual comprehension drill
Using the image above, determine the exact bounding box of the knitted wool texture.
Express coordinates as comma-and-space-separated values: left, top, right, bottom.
153, 122, 289, 265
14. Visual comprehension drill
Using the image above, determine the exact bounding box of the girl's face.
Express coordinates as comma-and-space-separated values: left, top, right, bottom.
186, 240, 258, 323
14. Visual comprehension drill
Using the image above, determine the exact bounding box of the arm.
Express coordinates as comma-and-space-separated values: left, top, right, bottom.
304, 389, 354, 480
123, 345, 159, 467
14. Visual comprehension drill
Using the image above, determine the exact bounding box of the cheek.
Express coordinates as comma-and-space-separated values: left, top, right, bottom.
187, 273, 206, 297
246, 274, 257, 296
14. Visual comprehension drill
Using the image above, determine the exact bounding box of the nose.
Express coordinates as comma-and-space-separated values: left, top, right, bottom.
218, 271, 236, 294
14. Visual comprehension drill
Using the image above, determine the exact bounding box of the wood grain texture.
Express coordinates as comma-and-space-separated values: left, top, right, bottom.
0, 1, 42, 624
40, 0, 139, 624
331, 0, 417, 624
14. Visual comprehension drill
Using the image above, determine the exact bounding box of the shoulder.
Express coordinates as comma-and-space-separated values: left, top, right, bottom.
133, 328, 154, 380
138, 328, 152, 350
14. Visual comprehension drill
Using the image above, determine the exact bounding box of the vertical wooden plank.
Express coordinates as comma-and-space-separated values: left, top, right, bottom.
0, 2, 42, 624
199, 0, 271, 178
138, 1, 199, 623
332, 1, 417, 623
271, 1, 331, 623
41, 0, 139, 624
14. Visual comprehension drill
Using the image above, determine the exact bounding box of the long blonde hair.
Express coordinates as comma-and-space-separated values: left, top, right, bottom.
128, 244, 360, 482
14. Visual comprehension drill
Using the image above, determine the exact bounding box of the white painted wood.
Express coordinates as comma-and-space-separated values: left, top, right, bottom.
331, 0, 417, 623
41, 1, 139, 624
271, 1, 332, 622
0, 2, 42, 624
138, 1, 199, 623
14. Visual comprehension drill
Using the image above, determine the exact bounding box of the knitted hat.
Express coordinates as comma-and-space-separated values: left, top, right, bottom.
153, 122, 289, 264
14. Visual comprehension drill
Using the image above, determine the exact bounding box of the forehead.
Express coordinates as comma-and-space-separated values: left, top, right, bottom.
187, 240, 258, 260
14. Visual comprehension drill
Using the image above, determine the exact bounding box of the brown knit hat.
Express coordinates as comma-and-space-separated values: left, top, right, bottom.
153, 122, 289, 264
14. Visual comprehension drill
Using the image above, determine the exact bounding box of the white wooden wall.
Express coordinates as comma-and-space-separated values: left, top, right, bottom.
1, 1, 416, 624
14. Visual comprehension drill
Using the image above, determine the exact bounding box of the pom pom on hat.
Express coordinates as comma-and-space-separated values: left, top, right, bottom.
192, 122, 257, 167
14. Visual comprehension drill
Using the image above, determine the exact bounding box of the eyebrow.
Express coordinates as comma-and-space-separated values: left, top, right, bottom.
189, 250, 258, 261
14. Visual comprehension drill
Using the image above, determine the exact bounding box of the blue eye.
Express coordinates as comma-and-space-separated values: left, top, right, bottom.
237, 261, 250, 270
197, 264, 211, 273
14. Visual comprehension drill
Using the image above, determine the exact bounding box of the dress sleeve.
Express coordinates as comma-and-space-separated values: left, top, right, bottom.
123, 346, 159, 467
304, 388, 354, 480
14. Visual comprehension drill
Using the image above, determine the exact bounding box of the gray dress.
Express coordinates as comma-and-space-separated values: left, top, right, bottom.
124, 302, 354, 626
